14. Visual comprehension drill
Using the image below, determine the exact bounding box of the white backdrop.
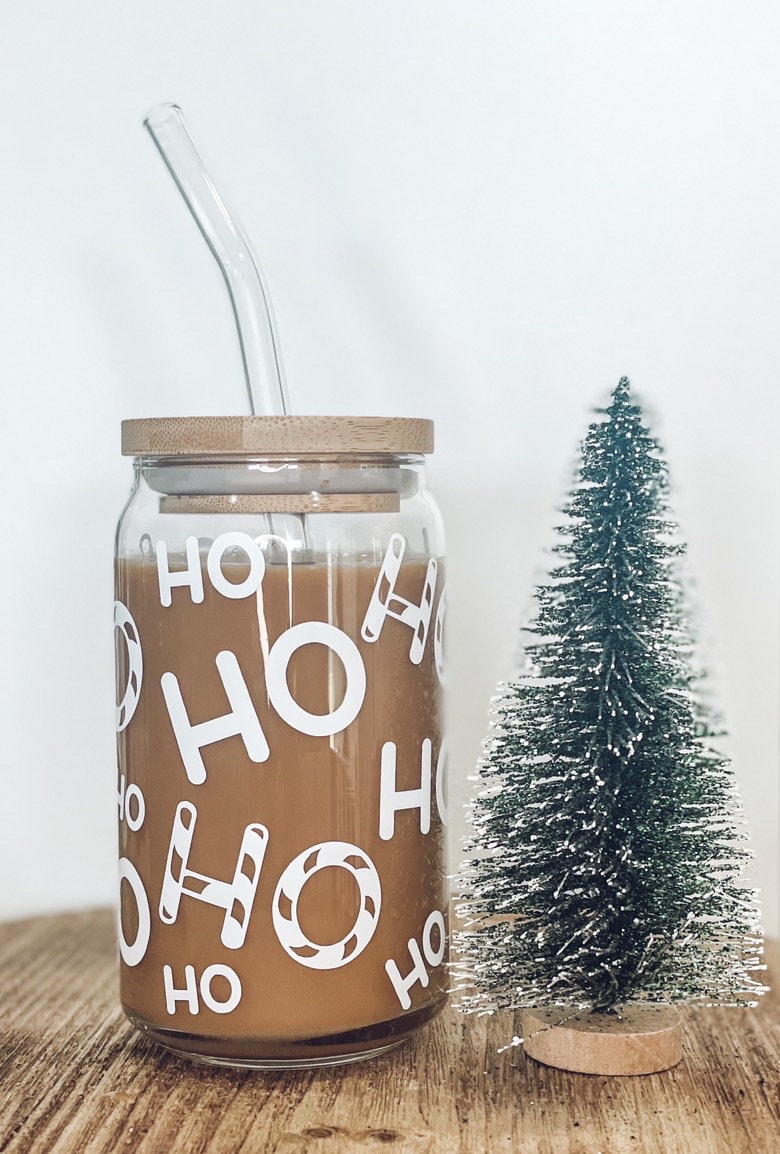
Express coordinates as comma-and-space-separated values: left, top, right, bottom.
0, 1, 777, 934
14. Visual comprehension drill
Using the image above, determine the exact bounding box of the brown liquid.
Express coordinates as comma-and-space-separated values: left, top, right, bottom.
115, 552, 447, 1065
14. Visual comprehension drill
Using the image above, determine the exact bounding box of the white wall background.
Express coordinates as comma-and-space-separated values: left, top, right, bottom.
0, 1, 777, 934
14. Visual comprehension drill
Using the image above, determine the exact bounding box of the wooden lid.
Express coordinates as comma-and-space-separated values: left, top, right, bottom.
121, 415, 434, 457
159, 492, 400, 515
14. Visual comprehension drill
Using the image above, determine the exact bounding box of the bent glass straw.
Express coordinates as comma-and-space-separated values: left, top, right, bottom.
144, 103, 289, 416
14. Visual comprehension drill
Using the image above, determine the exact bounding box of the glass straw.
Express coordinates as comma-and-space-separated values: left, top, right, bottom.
144, 103, 289, 416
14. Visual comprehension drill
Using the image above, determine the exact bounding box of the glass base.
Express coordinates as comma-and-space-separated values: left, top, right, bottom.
125, 996, 445, 1070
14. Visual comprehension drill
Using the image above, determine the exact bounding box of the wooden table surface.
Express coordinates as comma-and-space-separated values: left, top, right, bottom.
1, 911, 778, 1154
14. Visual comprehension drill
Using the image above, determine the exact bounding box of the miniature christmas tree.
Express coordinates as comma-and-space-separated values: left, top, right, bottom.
455, 379, 764, 1035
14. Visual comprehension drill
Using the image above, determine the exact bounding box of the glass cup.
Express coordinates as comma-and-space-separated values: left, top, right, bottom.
114, 416, 448, 1068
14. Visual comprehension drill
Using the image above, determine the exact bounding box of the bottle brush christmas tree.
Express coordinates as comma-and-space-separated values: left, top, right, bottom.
455, 378, 764, 1070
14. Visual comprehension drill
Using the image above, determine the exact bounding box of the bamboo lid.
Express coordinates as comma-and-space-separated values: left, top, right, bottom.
121, 415, 434, 457
521, 1005, 683, 1076
159, 492, 400, 515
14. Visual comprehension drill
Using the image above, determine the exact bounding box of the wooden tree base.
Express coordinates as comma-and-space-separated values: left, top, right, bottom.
521, 1004, 683, 1076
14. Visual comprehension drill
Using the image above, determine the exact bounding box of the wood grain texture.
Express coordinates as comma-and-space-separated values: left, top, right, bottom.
521, 1005, 683, 1076
158, 492, 401, 515
1, 911, 777, 1154
120, 416, 434, 457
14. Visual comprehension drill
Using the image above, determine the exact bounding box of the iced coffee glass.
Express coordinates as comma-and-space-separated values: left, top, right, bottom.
114, 416, 447, 1068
